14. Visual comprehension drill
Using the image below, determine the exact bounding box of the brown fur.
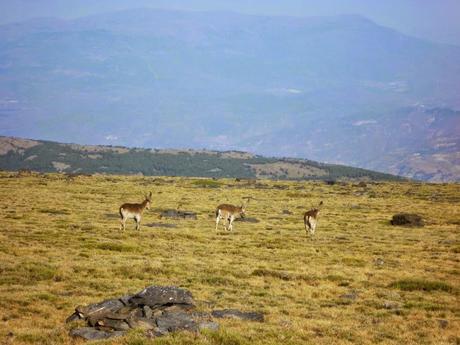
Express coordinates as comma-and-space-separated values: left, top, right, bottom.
119, 192, 152, 231
303, 208, 320, 220
215, 203, 245, 231
303, 201, 323, 238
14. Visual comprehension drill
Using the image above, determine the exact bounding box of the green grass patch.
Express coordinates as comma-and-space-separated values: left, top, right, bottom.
389, 279, 454, 293
342, 257, 366, 267
0, 262, 57, 285
325, 274, 352, 285
404, 301, 446, 311
252, 269, 318, 285
33, 292, 58, 302
95, 242, 137, 252
16, 333, 49, 344
201, 276, 239, 286
192, 179, 222, 188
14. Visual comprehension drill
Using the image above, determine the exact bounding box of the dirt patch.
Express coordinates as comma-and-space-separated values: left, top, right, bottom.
52, 161, 71, 172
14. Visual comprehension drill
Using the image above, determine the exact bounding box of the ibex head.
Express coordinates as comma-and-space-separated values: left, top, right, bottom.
240, 196, 253, 219
312, 201, 324, 214
145, 192, 153, 209
239, 205, 246, 218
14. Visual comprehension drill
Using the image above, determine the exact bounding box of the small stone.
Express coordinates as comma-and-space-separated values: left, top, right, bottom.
383, 301, 400, 310
95, 318, 130, 331
438, 239, 455, 245
279, 319, 292, 328
70, 327, 125, 340
374, 258, 384, 266
340, 292, 358, 300
438, 319, 449, 329
145, 328, 165, 338
126, 317, 156, 330
156, 311, 198, 332
143, 306, 153, 319
65, 312, 81, 323
119, 295, 133, 306
211, 309, 264, 322
129, 286, 195, 308
75, 298, 125, 319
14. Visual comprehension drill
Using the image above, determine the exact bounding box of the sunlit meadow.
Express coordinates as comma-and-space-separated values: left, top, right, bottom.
0, 172, 458, 344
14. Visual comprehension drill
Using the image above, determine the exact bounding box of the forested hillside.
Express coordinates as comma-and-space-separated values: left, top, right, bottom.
0, 136, 402, 181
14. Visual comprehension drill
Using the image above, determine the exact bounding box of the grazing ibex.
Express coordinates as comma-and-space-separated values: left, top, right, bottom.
215, 203, 246, 232
119, 192, 152, 231
304, 201, 323, 238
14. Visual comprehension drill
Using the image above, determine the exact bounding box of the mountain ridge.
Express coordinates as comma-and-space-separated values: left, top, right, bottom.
0, 136, 403, 181
0, 9, 458, 181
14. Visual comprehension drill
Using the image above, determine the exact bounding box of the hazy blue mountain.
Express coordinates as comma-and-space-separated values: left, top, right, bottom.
0, 9, 459, 180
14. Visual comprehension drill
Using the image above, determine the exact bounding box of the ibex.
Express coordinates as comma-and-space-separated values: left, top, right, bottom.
119, 192, 152, 231
215, 203, 246, 232
304, 201, 323, 238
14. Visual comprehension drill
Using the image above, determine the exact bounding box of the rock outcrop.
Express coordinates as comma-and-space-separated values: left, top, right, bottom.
67, 285, 262, 340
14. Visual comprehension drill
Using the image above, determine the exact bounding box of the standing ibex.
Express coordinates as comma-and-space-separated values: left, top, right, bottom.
215, 203, 246, 232
304, 201, 323, 238
119, 192, 152, 231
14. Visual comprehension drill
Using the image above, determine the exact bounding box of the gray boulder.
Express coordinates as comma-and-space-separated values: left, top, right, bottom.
156, 310, 198, 333
66, 298, 125, 323
129, 286, 195, 309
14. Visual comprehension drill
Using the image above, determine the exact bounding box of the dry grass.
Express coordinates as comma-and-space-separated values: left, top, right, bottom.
0, 172, 459, 345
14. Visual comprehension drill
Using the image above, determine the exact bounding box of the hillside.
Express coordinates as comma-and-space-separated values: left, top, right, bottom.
273, 106, 460, 182
0, 9, 459, 181
0, 136, 401, 181
0, 172, 458, 344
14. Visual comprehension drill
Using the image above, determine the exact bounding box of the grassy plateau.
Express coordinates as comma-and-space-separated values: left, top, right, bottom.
0, 171, 458, 345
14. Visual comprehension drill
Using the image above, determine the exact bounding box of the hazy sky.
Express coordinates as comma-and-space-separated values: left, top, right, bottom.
1, 0, 459, 45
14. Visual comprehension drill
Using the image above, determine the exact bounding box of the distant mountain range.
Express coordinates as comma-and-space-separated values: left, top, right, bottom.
0, 136, 401, 181
0, 9, 458, 181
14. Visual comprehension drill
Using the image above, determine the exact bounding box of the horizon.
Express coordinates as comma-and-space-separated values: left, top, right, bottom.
0, 3, 459, 182
1, 0, 460, 46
